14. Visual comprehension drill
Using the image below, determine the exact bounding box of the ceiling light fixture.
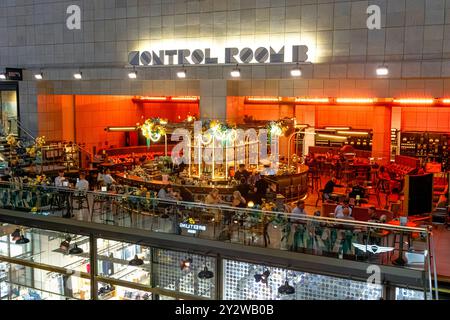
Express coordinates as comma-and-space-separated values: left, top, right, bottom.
0, 73, 6, 80
295, 97, 330, 104
128, 67, 137, 79
376, 65, 389, 76
393, 98, 434, 105
317, 134, 348, 141
290, 63, 302, 77
198, 265, 214, 279
177, 68, 187, 79
336, 98, 375, 104
74, 71, 82, 80
230, 65, 241, 78
34, 72, 43, 80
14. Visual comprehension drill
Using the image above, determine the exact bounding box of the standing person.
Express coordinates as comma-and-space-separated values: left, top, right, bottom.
323, 177, 343, 200
55, 170, 66, 187
234, 164, 250, 182
179, 181, 195, 203
254, 176, 269, 205
236, 177, 251, 199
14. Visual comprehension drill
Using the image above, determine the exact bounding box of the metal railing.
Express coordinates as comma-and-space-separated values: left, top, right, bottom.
0, 180, 438, 299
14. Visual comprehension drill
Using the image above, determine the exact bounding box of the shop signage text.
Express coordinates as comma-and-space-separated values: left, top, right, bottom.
179, 221, 207, 234
128, 45, 309, 66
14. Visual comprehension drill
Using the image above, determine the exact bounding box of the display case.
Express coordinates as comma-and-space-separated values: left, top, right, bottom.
400, 132, 450, 171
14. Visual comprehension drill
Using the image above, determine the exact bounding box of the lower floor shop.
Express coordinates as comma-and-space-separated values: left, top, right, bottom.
0, 223, 428, 301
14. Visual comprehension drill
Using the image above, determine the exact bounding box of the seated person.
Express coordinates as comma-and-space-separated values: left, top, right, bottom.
349, 181, 366, 200
292, 200, 308, 216
367, 206, 379, 223
55, 170, 66, 187
340, 207, 354, 220
75, 172, 89, 192
102, 168, 116, 186
323, 177, 343, 200
335, 198, 353, 218
179, 181, 195, 203
205, 189, 226, 205
157, 184, 177, 201
231, 191, 246, 208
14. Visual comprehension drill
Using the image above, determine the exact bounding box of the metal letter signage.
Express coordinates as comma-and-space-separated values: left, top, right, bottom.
129, 45, 309, 66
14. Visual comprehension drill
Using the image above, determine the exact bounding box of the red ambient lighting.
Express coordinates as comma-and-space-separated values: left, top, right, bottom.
133, 96, 199, 103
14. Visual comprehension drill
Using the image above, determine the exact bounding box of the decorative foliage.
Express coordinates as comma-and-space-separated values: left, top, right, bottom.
137, 118, 167, 142
6, 134, 17, 146
26, 136, 46, 158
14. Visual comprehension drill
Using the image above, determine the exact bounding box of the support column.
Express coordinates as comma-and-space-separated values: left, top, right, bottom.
372, 105, 392, 164
199, 80, 228, 122
300, 105, 316, 156
61, 95, 75, 142
391, 107, 402, 157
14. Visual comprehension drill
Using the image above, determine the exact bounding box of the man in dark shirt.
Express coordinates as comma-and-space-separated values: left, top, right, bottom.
236, 177, 251, 198
179, 181, 195, 202
323, 177, 342, 200
254, 177, 269, 205
234, 164, 250, 182
349, 181, 365, 200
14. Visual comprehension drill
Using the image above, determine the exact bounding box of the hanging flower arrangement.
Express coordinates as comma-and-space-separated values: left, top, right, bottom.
137, 118, 167, 148
6, 134, 17, 146
26, 136, 46, 158
267, 121, 288, 140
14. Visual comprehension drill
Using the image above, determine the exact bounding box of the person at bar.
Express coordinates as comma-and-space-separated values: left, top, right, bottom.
179, 181, 195, 203
291, 200, 308, 216
236, 177, 251, 199
205, 188, 226, 205
231, 191, 246, 208
102, 168, 116, 187
340, 207, 354, 221
55, 170, 66, 187
335, 199, 353, 218
349, 180, 366, 201
157, 184, 177, 201
323, 177, 343, 200
75, 172, 89, 192
253, 176, 269, 205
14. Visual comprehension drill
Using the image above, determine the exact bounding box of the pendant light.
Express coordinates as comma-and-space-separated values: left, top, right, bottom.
15, 235, 30, 245
69, 244, 83, 255
129, 254, 144, 266
278, 280, 295, 295
198, 258, 214, 279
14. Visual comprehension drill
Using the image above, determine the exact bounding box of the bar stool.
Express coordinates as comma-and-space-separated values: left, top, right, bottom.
91, 194, 109, 222
72, 191, 90, 212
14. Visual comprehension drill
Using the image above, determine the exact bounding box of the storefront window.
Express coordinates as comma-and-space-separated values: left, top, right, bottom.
0, 85, 18, 135
153, 248, 216, 299
96, 239, 151, 287
222, 259, 383, 300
